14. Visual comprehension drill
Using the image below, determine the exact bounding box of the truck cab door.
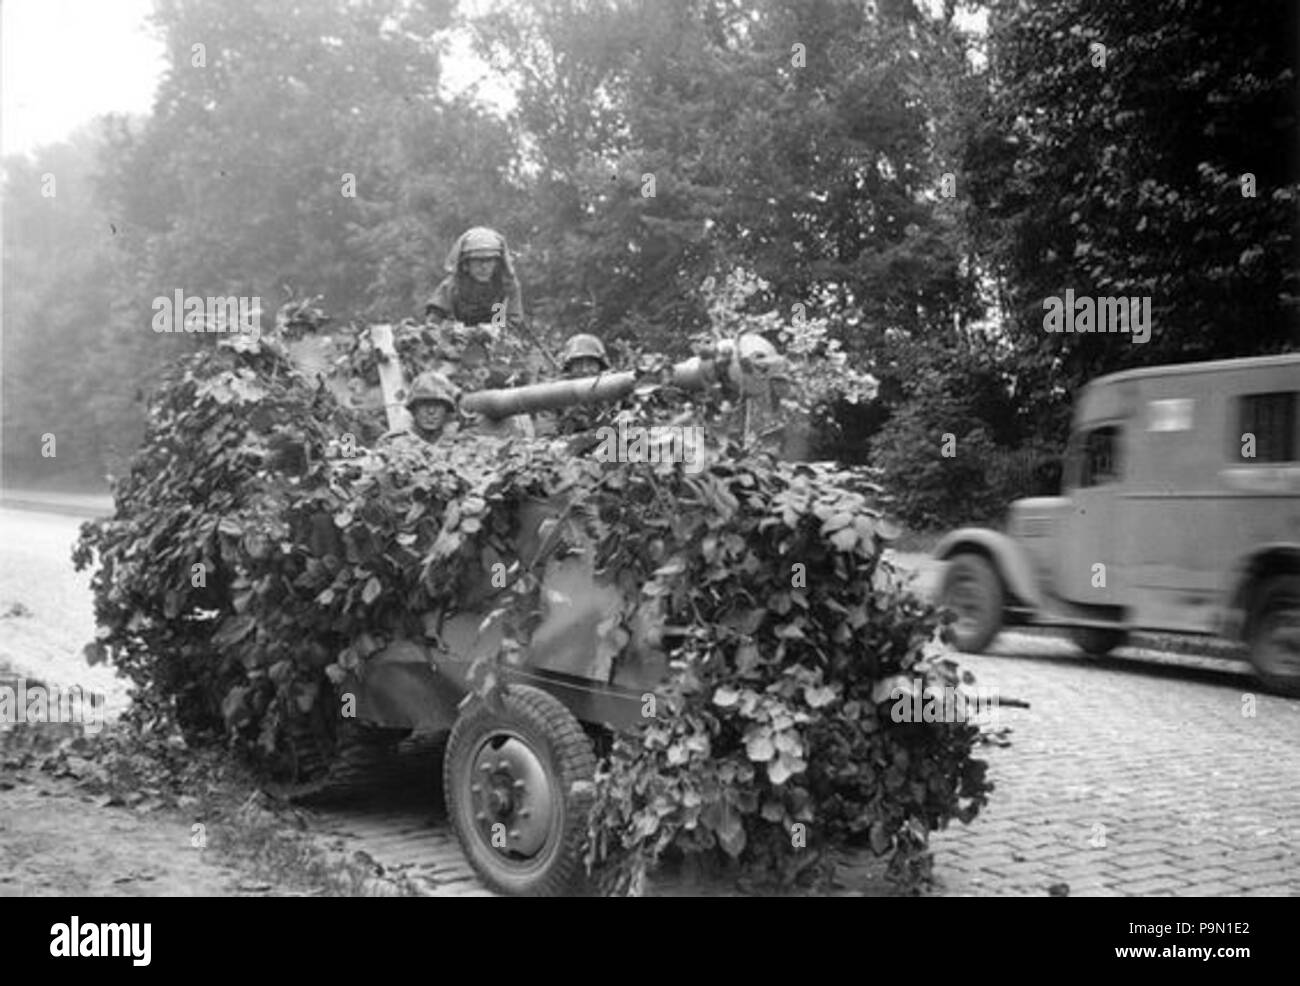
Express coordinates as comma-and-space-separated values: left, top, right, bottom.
1058, 423, 1124, 606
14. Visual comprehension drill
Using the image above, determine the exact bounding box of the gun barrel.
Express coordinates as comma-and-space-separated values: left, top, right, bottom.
461, 357, 723, 419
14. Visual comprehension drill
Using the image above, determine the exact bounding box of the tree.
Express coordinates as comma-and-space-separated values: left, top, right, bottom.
965, 0, 1300, 442
2, 127, 149, 488
471, 0, 983, 359
100, 0, 520, 320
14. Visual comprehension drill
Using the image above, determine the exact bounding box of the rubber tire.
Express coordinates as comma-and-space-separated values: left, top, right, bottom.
939, 553, 1005, 654
1247, 575, 1300, 698
444, 685, 596, 896
1069, 627, 1127, 657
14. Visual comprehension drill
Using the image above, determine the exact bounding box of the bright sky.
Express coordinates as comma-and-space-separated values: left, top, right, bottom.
0, 0, 980, 159
0, 0, 508, 158
1, 0, 165, 157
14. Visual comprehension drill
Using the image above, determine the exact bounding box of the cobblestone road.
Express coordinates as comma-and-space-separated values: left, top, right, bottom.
922, 632, 1300, 897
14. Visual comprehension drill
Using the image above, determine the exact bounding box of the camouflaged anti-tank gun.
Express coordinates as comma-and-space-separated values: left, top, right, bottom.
291, 324, 789, 896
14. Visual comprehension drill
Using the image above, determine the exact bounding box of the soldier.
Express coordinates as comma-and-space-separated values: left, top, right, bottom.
424, 226, 525, 337
532, 334, 614, 439
560, 333, 610, 379
395, 371, 460, 444
423, 227, 538, 437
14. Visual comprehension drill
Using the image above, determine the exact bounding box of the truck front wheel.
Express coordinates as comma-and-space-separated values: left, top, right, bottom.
1247, 575, 1300, 698
939, 553, 1005, 654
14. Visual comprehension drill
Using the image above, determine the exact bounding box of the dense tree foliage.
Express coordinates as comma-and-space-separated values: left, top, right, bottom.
473, 0, 980, 358
965, 0, 1300, 440
1, 127, 158, 487
98, 0, 519, 317
5, 0, 1296, 516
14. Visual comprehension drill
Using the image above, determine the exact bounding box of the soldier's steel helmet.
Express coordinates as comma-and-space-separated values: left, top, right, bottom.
561, 333, 609, 370
459, 226, 505, 261
406, 371, 460, 410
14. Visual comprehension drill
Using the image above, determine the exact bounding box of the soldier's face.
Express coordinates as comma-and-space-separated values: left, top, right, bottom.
413, 402, 450, 433
466, 257, 497, 283
566, 356, 604, 378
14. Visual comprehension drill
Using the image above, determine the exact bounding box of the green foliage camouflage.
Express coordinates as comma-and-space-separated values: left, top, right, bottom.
583, 459, 990, 894
74, 325, 991, 893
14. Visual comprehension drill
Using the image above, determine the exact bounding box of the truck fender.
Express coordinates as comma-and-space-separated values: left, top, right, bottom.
932, 527, 1044, 609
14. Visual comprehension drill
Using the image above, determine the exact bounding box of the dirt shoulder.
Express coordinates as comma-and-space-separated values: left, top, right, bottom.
0, 506, 259, 898
0, 721, 418, 898
0, 769, 253, 897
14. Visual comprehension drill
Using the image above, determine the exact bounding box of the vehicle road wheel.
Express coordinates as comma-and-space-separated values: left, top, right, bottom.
1069, 627, 1127, 657
1247, 575, 1300, 698
444, 685, 596, 896
939, 553, 1004, 653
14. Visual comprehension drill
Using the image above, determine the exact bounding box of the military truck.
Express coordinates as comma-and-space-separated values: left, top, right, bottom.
934, 353, 1300, 695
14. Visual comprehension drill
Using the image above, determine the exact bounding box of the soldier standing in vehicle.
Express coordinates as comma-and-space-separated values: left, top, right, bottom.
424, 226, 525, 339
424, 226, 536, 437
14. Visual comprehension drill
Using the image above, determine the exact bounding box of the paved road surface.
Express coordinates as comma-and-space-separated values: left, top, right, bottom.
0, 507, 129, 717
881, 549, 1300, 896
919, 637, 1300, 896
